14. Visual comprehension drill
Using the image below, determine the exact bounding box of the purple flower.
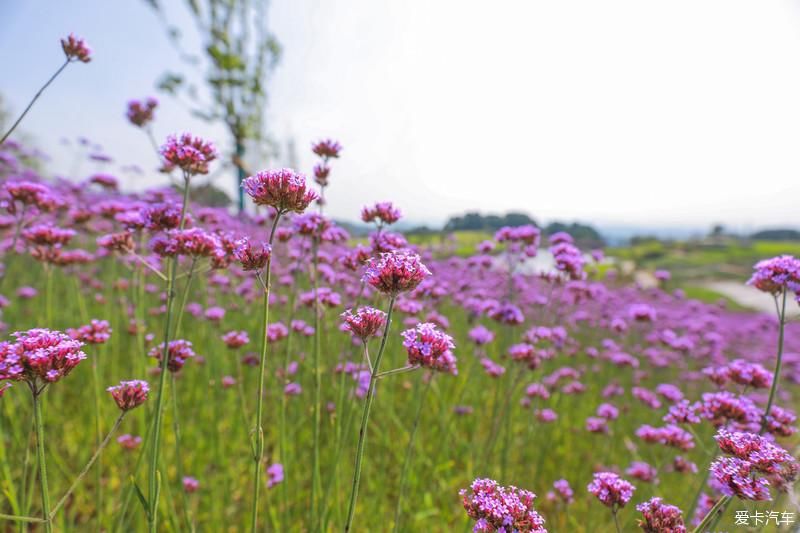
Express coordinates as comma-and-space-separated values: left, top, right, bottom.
460, 478, 546, 532
148, 340, 195, 372
402, 323, 457, 374
362, 252, 431, 296
266, 463, 284, 488
182, 476, 200, 493
107, 380, 149, 411
341, 307, 387, 341
160, 133, 217, 176
234, 238, 271, 271
361, 202, 402, 226
242, 168, 317, 213
126, 97, 158, 127
747, 255, 800, 293
587, 472, 635, 509
636, 497, 685, 532
61, 33, 91, 62
0, 329, 87, 386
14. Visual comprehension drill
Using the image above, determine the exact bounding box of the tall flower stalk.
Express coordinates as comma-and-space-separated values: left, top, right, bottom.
693, 257, 798, 531
1, 34, 91, 144
146, 133, 216, 533
239, 168, 317, 532
343, 251, 431, 531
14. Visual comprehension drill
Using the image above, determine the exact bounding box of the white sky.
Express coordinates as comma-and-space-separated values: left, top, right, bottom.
2, 1, 800, 231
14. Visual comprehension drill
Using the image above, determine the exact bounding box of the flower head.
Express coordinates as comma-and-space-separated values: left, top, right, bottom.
233, 238, 271, 271
747, 255, 800, 294
361, 202, 402, 226
0, 329, 86, 386
362, 252, 431, 296
126, 97, 158, 127
242, 168, 317, 213
160, 133, 217, 176
636, 497, 686, 532
107, 380, 149, 411
460, 478, 547, 532
266, 463, 284, 488
311, 139, 342, 159
402, 323, 457, 373
587, 472, 635, 508
61, 33, 92, 62
68, 319, 111, 344
341, 307, 387, 340
148, 339, 195, 372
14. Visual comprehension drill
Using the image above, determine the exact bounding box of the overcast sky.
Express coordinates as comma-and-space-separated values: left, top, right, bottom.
2, 1, 800, 232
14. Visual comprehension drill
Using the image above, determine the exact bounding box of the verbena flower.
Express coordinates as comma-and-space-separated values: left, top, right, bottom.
222, 330, 249, 349
402, 322, 457, 373
160, 133, 217, 176
361, 202, 402, 226
0, 329, 86, 385
266, 463, 284, 488
341, 307, 387, 341
61, 33, 92, 62
148, 339, 195, 372
241, 168, 317, 213
127, 97, 158, 127
587, 472, 635, 508
362, 251, 431, 296
68, 319, 111, 344
107, 380, 149, 411
182, 476, 200, 493
460, 478, 547, 532
117, 434, 143, 450
311, 139, 342, 159
747, 255, 800, 294
636, 497, 686, 532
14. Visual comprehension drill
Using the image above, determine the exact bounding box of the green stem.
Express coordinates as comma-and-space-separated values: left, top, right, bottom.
91, 352, 102, 525
691, 495, 730, 533
147, 177, 190, 532
0, 513, 46, 524
1, 60, 70, 144
344, 296, 396, 532
392, 376, 433, 532
311, 239, 322, 530
612, 508, 621, 533
32, 389, 52, 533
761, 289, 787, 434
249, 213, 281, 532
50, 413, 125, 519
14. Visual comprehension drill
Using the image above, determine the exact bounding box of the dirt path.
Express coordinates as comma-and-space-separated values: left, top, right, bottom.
705, 281, 795, 316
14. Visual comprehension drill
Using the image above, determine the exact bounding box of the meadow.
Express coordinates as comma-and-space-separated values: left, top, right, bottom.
0, 34, 799, 533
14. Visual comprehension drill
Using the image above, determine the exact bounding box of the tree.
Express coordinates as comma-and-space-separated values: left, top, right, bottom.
144, 0, 282, 212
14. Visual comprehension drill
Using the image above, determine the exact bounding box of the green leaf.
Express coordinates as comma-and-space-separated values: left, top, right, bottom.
130, 476, 150, 519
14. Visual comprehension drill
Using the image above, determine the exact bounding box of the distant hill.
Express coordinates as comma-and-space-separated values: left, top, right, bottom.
750, 228, 800, 241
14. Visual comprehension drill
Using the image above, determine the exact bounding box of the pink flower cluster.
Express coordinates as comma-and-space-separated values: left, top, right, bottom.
402, 322, 457, 374
341, 307, 387, 341
460, 478, 547, 532
61, 33, 92, 62
107, 380, 149, 411
0, 329, 87, 386
68, 319, 112, 344
710, 429, 797, 501
126, 97, 158, 127
361, 201, 402, 226
160, 133, 217, 176
636, 497, 686, 532
362, 252, 431, 296
747, 255, 800, 294
242, 168, 317, 213
148, 339, 195, 372
587, 472, 635, 509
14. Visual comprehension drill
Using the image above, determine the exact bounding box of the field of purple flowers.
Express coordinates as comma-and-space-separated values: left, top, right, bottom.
0, 34, 799, 533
